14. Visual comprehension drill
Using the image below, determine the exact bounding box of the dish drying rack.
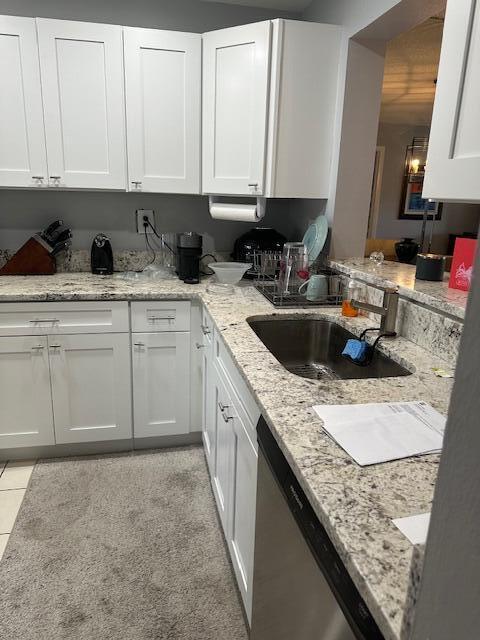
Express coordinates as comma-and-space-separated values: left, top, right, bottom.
253, 251, 344, 308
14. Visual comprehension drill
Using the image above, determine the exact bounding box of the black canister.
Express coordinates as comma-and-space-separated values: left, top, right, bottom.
91, 233, 113, 275
415, 253, 446, 281
176, 232, 202, 284
395, 238, 419, 264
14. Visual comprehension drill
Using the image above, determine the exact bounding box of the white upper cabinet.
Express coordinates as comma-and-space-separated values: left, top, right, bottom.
124, 27, 201, 194
202, 21, 272, 196
36, 19, 126, 190
0, 16, 47, 188
202, 19, 341, 198
423, 0, 480, 202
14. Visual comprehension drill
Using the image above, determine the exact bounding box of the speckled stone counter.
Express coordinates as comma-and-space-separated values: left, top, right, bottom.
0, 273, 453, 640
330, 258, 468, 320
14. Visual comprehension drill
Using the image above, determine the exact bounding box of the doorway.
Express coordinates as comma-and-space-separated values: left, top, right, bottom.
365, 12, 480, 263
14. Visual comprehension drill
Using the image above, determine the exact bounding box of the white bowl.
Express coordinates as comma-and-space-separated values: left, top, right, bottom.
209, 262, 252, 285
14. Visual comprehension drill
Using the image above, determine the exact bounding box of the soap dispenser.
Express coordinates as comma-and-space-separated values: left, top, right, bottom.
342, 278, 364, 317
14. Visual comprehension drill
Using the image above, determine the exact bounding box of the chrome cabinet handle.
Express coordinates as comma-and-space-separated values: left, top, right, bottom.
218, 401, 229, 412
201, 325, 211, 335
29, 318, 59, 323
31, 345, 44, 351
248, 183, 258, 187
222, 412, 234, 423
49, 176, 61, 186
195, 342, 205, 349
49, 344, 61, 349
134, 342, 145, 347
32, 176, 44, 186
148, 316, 175, 321
131, 181, 142, 189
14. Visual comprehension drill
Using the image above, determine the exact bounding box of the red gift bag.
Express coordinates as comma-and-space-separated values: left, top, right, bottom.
449, 238, 478, 291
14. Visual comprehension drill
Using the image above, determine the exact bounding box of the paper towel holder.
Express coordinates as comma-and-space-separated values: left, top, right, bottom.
208, 195, 266, 220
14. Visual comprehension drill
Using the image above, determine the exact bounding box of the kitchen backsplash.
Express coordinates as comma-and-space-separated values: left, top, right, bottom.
362, 283, 462, 364
0, 248, 228, 274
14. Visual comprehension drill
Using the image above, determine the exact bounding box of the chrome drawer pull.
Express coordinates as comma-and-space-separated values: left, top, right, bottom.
201, 325, 211, 335
148, 316, 175, 321
49, 344, 61, 349
30, 318, 59, 323
134, 342, 145, 347
218, 401, 229, 413
31, 345, 44, 351
195, 342, 205, 349
222, 413, 234, 423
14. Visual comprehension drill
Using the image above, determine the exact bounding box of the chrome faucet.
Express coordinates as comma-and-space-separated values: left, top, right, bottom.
350, 287, 399, 335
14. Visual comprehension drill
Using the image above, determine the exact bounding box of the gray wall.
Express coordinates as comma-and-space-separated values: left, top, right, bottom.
374, 123, 480, 252
0, 0, 306, 255
0, 0, 297, 31
0, 191, 315, 254
302, 0, 400, 31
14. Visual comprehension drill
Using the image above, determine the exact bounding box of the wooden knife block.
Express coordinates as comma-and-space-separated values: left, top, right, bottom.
0, 237, 56, 275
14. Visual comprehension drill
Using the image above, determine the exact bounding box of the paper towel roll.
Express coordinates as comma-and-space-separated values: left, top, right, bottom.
209, 201, 265, 222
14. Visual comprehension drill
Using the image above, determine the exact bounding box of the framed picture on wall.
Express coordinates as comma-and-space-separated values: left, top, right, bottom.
399, 177, 442, 220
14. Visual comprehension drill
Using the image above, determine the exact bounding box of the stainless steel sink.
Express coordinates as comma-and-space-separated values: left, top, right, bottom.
247, 317, 412, 381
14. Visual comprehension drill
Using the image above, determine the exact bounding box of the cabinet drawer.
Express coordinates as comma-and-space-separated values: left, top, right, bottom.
131, 301, 190, 332
214, 329, 260, 439
0, 302, 129, 336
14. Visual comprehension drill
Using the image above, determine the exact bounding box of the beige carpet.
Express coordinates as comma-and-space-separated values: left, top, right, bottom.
0, 447, 248, 640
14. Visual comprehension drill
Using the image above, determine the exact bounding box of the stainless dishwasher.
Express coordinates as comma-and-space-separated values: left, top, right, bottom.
250, 417, 385, 640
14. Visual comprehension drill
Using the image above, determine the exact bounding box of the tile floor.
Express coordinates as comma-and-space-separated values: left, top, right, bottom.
0, 460, 36, 560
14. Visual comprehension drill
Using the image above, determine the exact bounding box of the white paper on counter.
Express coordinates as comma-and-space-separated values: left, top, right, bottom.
313, 401, 446, 466
392, 512, 431, 544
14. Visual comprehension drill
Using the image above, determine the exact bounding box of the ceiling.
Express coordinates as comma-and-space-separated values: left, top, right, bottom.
201, 0, 310, 11
380, 16, 444, 126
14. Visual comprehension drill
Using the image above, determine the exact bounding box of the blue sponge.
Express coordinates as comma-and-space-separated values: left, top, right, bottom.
342, 339, 369, 363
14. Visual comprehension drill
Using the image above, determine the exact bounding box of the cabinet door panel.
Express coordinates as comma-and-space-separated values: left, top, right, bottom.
124, 28, 201, 194
211, 367, 234, 533
203, 21, 271, 195
0, 336, 54, 449
132, 332, 190, 438
423, 0, 480, 201
49, 333, 132, 444
36, 19, 126, 190
0, 16, 47, 188
229, 413, 258, 622
202, 347, 216, 473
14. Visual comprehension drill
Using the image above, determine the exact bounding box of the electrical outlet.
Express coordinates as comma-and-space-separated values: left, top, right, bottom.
136, 209, 155, 234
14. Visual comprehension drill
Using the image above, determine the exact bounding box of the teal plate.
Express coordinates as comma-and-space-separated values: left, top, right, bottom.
302, 215, 329, 265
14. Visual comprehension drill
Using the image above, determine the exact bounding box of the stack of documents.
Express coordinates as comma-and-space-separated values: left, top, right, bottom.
312, 401, 446, 466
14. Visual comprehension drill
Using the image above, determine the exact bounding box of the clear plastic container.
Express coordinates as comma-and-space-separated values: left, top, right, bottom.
342, 278, 365, 317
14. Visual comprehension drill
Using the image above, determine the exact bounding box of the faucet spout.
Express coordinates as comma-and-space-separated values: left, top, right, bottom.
350, 289, 399, 335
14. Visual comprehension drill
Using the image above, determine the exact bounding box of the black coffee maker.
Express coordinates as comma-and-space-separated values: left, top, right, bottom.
176, 232, 202, 284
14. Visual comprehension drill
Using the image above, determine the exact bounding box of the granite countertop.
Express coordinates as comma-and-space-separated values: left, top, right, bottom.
329, 258, 468, 320
0, 273, 453, 640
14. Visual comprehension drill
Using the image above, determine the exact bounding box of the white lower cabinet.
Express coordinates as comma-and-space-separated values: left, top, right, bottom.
49, 333, 132, 444
204, 326, 259, 624
132, 332, 190, 438
228, 408, 258, 621
211, 366, 234, 532
0, 336, 54, 449
201, 309, 215, 473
